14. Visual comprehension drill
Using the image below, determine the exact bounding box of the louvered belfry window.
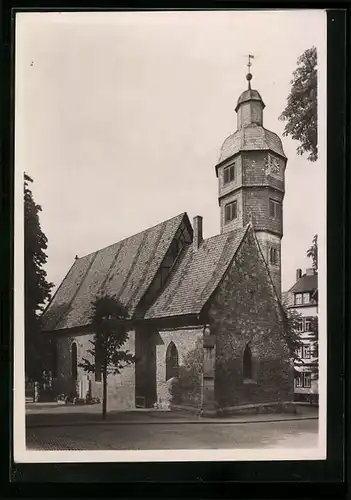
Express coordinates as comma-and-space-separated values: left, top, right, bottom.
225, 200, 237, 223
223, 163, 235, 184
269, 199, 281, 219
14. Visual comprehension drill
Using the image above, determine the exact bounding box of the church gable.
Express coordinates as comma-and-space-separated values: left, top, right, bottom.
136, 218, 192, 314
41, 212, 191, 332
144, 225, 249, 319
207, 228, 292, 407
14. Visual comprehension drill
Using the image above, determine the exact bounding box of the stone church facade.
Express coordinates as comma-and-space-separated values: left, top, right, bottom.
42, 72, 293, 414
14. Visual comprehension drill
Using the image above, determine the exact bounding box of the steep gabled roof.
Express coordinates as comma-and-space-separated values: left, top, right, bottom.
288, 273, 318, 294
41, 213, 189, 332
144, 225, 249, 319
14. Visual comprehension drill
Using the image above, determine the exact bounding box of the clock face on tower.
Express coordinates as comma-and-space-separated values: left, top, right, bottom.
265, 155, 280, 176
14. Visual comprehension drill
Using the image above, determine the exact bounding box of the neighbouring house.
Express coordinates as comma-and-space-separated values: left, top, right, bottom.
41, 70, 294, 415
283, 268, 319, 404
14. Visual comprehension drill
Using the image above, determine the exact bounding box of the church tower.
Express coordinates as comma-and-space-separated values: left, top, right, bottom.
215, 57, 287, 298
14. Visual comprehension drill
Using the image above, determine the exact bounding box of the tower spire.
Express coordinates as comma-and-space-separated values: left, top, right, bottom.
246, 54, 254, 89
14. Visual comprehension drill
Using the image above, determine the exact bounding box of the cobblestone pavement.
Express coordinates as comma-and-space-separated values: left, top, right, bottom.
26, 419, 319, 451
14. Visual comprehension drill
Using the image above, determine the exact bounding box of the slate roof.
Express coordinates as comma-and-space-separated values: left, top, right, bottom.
288, 273, 318, 294
218, 124, 287, 164
144, 225, 249, 319
42, 212, 251, 332
41, 213, 188, 332
235, 89, 265, 111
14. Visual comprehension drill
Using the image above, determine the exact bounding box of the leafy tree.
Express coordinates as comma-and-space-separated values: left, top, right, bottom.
281, 306, 304, 362
24, 173, 54, 381
307, 234, 318, 271
78, 295, 135, 419
279, 46, 317, 162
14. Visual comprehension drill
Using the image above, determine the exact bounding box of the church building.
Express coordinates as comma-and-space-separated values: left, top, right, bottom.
42, 68, 293, 414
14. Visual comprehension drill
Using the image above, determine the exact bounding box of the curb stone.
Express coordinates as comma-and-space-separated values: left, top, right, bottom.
26, 415, 318, 429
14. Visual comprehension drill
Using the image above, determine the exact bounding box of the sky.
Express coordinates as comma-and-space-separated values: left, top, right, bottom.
15, 10, 326, 293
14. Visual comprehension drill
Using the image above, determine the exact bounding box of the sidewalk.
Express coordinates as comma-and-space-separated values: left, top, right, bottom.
26, 403, 318, 428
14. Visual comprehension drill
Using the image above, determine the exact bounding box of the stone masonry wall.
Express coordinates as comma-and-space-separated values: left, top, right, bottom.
156, 328, 203, 409
54, 330, 136, 410
208, 230, 293, 408
255, 231, 282, 299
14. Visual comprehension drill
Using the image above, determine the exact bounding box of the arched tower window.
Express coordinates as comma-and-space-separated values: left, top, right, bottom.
243, 342, 253, 380
71, 342, 78, 381
166, 342, 179, 381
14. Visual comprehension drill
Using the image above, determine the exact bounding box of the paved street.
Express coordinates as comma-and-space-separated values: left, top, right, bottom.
26, 404, 318, 450
26, 420, 318, 450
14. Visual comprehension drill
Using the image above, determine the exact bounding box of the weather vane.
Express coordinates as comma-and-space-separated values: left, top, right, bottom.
246, 54, 254, 89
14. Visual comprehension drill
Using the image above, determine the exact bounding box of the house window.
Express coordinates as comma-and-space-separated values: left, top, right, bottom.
295, 371, 312, 388
302, 346, 311, 359
269, 199, 281, 219
295, 292, 311, 306
225, 200, 237, 223
305, 318, 312, 332
71, 342, 78, 381
224, 164, 235, 184
297, 319, 304, 332
243, 343, 253, 380
296, 347, 302, 359
303, 372, 312, 388
295, 293, 303, 305
269, 247, 279, 265
166, 342, 179, 381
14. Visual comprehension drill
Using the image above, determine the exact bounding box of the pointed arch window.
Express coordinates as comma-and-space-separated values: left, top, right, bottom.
52, 341, 58, 379
166, 342, 179, 381
71, 342, 78, 381
243, 342, 253, 380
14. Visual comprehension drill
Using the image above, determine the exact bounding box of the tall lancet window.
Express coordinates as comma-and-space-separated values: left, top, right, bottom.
71, 342, 78, 381
166, 342, 179, 381
243, 342, 253, 380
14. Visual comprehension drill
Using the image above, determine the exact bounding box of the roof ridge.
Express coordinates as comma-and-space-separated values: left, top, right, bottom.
76, 212, 187, 260
200, 224, 249, 245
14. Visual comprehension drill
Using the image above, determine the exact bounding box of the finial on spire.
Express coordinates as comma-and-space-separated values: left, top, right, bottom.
246, 54, 254, 89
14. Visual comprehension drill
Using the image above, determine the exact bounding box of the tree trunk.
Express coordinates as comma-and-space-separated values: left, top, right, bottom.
102, 363, 107, 419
